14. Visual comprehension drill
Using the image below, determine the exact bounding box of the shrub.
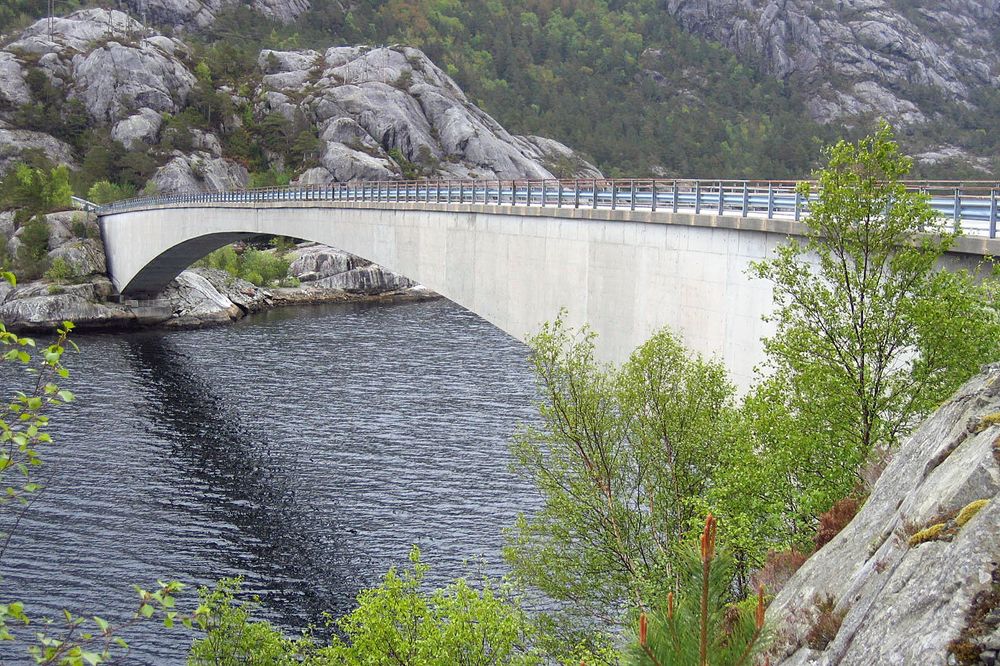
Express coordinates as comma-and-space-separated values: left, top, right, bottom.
70, 214, 88, 239
188, 579, 296, 665
804, 594, 845, 651
624, 515, 769, 666
389, 147, 420, 179
87, 180, 136, 205
44, 257, 76, 284
813, 498, 861, 550
319, 546, 540, 665
14, 215, 50, 280
752, 549, 808, 596
240, 249, 290, 286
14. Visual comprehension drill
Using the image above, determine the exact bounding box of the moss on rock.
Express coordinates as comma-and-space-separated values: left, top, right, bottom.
908, 522, 947, 547
955, 499, 989, 528
974, 412, 1000, 433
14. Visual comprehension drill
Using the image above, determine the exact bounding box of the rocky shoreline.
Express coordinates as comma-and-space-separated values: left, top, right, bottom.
1, 211, 440, 334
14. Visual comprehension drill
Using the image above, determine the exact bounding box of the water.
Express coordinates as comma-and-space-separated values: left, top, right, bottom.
0, 299, 541, 663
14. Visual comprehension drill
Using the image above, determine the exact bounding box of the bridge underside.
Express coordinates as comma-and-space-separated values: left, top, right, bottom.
100, 201, 994, 390
123, 232, 256, 297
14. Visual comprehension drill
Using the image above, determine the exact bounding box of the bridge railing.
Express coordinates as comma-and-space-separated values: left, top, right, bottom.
97, 178, 1000, 238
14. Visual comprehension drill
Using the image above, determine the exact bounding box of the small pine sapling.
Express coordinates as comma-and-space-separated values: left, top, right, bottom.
625, 514, 768, 666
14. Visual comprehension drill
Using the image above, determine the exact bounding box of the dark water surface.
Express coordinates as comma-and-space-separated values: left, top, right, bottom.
0, 299, 540, 663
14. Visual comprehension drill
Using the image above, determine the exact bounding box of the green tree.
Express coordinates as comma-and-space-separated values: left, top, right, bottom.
316, 546, 540, 666
14, 214, 51, 279
0, 163, 72, 215
87, 180, 136, 205
187, 548, 541, 665
504, 316, 738, 647
750, 123, 1000, 500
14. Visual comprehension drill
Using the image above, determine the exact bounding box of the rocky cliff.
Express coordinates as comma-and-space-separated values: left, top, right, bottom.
767, 363, 1000, 665
0, 9, 599, 191
664, 0, 1000, 128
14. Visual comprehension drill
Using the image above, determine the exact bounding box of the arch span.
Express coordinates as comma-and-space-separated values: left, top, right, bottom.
100, 201, 997, 390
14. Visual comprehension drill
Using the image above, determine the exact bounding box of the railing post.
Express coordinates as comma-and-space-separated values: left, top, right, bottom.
611, 181, 617, 210
742, 182, 749, 217
651, 181, 657, 212
694, 181, 701, 214
556, 180, 562, 208
541, 180, 547, 208
766, 183, 774, 219
794, 190, 802, 222
717, 180, 724, 215
991, 189, 998, 239
630, 179, 636, 211
954, 187, 961, 230
573, 180, 579, 208
593, 179, 598, 210
672, 181, 678, 213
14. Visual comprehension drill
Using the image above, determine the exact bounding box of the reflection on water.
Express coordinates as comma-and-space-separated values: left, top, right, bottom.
0, 299, 540, 663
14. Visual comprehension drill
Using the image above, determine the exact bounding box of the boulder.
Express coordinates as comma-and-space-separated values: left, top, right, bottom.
0, 278, 133, 331
151, 152, 249, 194
48, 240, 107, 277
111, 108, 163, 149
69, 38, 196, 122
0, 125, 76, 177
158, 270, 242, 326
7, 11, 196, 124
768, 364, 1000, 665
288, 243, 367, 281
311, 264, 415, 294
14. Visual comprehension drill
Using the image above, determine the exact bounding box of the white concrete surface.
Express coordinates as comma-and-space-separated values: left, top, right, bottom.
100, 201, 998, 390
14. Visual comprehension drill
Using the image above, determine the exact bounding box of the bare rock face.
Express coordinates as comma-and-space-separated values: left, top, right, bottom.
7, 10, 196, 124
0, 52, 31, 108
118, 0, 313, 30
0, 122, 76, 177
768, 364, 1000, 665
151, 151, 249, 194
260, 45, 601, 183
663, 0, 1000, 125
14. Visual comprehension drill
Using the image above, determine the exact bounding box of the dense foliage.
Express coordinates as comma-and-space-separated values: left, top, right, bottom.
194, 244, 293, 287
750, 124, 1000, 504
188, 548, 541, 665
195, 0, 838, 179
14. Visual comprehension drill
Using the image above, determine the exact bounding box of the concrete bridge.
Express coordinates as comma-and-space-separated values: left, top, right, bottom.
98, 179, 1000, 389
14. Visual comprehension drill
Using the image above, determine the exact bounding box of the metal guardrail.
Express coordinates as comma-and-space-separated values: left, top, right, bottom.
70, 195, 98, 212
98, 179, 1000, 239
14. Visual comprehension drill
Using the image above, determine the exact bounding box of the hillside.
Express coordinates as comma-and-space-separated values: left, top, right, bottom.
1, 1, 998, 188
24, 0, 994, 180
0, 8, 599, 200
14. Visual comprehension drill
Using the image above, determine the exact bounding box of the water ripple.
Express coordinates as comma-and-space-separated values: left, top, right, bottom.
0, 299, 540, 664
